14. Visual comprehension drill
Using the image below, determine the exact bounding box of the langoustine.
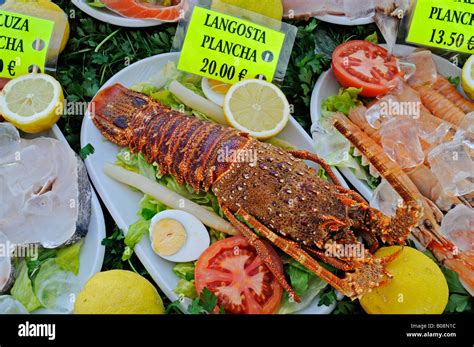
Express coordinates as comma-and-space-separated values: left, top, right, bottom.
332, 113, 474, 295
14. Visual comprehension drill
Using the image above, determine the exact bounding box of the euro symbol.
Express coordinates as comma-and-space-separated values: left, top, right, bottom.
238, 69, 248, 81
8, 60, 16, 77
468, 36, 474, 51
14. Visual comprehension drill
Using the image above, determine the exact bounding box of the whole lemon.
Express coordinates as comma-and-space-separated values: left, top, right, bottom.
74, 270, 165, 314
360, 246, 449, 314
1, 0, 70, 57
212, 0, 284, 22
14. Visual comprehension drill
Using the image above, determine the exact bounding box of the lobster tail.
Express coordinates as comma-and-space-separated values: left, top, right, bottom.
90, 84, 149, 146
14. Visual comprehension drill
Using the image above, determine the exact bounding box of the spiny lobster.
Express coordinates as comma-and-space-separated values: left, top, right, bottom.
91, 84, 422, 301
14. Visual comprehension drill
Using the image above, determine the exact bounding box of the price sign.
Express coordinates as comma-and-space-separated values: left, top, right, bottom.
177, 6, 285, 84
406, 0, 474, 54
0, 10, 54, 78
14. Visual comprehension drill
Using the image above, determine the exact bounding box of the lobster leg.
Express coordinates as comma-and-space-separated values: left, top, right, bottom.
335, 186, 367, 204
304, 247, 355, 271
236, 208, 403, 299
288, 150, 342, 186
233, 208, 359, 297
222, 207, 301, 303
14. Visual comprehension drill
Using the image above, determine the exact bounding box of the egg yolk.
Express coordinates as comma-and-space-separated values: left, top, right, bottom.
151, 218, 187, 256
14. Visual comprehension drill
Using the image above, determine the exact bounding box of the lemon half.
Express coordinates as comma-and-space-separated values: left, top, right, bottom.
461, 55, 474, 100
74, 270, 165, 314
360, 246, 449, 314
224, 79, 290, 139
0, 73, 64, 133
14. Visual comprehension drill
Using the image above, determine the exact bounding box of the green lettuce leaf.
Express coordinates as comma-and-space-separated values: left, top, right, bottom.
86, 0, 105, 8
55, 239, 84, 276
321, 87, 362, 116
122, 219, 151, 261
173, 262, 195, 281
137, 153, 156, 180
116, 147, 138, 172
279, 276, 328, 314
174, 279, 197, 299
33, 259, 79, 313
278, 258, 328, 314
10, 261, 42, 312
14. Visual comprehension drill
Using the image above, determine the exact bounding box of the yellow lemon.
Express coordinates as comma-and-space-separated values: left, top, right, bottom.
461, 55, 474, 100
0, 73, 64, 133
224, 79, 290, 139
74, 270, 165, 314
360, 246, 449, 314
1, 0, 70, 57
212, 0, 283, 24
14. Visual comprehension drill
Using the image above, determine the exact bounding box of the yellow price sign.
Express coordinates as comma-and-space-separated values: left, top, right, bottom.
406, 0, 474, 54
0, 10, 54, 78
177, 6, 285, 84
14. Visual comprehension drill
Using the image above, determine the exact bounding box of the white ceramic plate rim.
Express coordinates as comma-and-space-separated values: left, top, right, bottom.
315, 14, 374, 26
310, 44, 463, 201
22, 125, 106, 314
72, 0, 166, 28
81, 52, 348, 314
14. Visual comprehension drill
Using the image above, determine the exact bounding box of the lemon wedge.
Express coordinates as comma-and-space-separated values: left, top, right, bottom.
461, 55, 474, 100
224, 79, 290, 139
0, 73, 64, 133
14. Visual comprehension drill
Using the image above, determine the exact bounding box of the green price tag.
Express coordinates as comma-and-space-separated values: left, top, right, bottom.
0, 10, 54, 78
406, 0, 474, 54
177, 6, 285, 84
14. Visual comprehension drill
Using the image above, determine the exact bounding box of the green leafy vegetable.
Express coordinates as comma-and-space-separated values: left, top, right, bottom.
11, 261, 42, 312
174, 279, 197, 299
441, 267, 473, 313
187, 287, 222, 314
79, 143, 95, 160
286, 260, 311, 296
26, 249, 58, 279
278, 258, 328, 313
322, 87, 362, 116
318, 287, 338, 307
55, 239, 84, 275
364, 32, 378, 43
138, 194, 168, 221
173, 262, 195, 281
333, 299, 364, 314
447, 76, 460, 87
86, 0, 105, 8
122, 219, 151, 261
317, 167, 328, 181
137, 153, 157, 180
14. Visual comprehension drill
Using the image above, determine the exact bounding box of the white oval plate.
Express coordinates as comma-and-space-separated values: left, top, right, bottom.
315, 14, 373, 26
81, 52, 348, 314
310, 44, 463, 200
72, 0, 165, 28
21, 125, 106, 314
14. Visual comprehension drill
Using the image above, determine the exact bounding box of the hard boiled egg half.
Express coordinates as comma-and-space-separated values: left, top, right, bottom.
149, 210, 210, 262
201, 78, 231, 107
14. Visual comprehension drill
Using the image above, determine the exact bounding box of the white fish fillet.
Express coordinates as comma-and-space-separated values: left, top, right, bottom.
0, 134, 90, 249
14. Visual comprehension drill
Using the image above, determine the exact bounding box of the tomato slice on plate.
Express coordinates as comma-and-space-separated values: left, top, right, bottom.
332, 40, 401, 97
195, 235, 283, 314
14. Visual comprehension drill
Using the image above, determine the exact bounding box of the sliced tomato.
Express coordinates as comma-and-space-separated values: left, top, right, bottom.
195, 235, 283, 314
332, 40, 401, 97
